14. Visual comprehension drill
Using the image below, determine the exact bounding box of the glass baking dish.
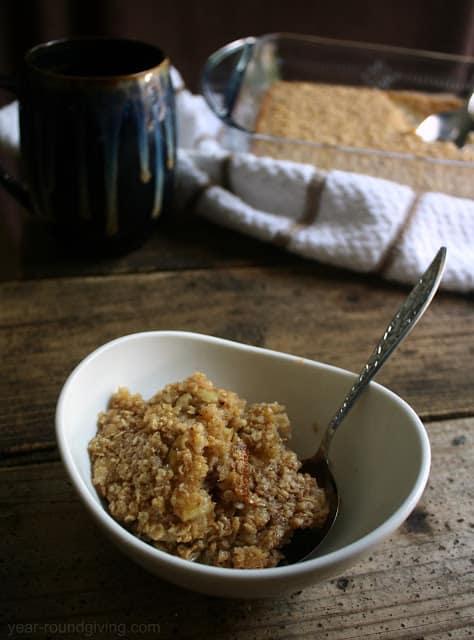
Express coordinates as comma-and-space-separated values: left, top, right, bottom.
201, 33, 474, 199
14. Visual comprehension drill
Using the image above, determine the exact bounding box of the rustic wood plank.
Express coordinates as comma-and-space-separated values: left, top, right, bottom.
1, 418, 472, 639
1, 266, 473, 458
2, 209, 299, 281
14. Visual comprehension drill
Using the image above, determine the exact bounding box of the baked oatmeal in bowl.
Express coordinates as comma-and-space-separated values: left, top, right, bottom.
88, 372, 329, 570
56, 331, 430, 598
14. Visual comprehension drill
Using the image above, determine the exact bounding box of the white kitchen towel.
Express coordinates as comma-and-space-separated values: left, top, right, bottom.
1, 68, 474, 293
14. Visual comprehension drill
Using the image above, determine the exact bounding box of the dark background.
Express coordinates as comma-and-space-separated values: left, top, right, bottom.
0, 0, 473, 92
0, 0, 473, 277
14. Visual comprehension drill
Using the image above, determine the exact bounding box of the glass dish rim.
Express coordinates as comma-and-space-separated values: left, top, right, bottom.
201, 32, 474, 171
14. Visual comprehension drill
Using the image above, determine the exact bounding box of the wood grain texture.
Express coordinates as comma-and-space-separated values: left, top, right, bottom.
1, 418, 472, 639
1, 266, 473, 460
1, 210, 299, 282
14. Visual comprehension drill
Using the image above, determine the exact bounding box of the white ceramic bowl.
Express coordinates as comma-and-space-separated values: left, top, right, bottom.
56, 331, 430, 598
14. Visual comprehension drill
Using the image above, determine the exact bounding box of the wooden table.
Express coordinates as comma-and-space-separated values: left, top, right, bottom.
1, 206, 473, 639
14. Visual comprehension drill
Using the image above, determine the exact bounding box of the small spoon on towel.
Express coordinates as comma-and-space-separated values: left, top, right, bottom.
282, 247, 447, 564
416, 92, 474, 147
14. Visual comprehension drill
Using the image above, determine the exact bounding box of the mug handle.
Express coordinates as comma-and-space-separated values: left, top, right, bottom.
0, 74, 32, 210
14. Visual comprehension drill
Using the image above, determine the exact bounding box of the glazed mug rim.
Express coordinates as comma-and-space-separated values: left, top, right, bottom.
24, 36, 170, 83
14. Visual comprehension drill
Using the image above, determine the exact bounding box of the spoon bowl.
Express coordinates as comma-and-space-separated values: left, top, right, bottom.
416, 92, 474, 147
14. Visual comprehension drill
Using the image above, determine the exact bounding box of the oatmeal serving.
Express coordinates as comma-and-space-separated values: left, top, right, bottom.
88, 372, 328, 569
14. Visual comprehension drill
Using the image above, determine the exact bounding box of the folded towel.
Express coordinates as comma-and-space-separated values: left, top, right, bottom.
1, 68, 473, 292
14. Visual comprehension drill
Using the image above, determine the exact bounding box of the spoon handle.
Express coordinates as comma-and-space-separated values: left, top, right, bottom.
325, 247, 447, 444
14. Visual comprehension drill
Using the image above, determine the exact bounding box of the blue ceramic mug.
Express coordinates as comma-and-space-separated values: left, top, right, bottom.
0, 37, 176, 254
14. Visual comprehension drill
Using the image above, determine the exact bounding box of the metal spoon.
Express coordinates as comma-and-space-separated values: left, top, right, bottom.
282, 247, 447, 565
416, 92, 474, 147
